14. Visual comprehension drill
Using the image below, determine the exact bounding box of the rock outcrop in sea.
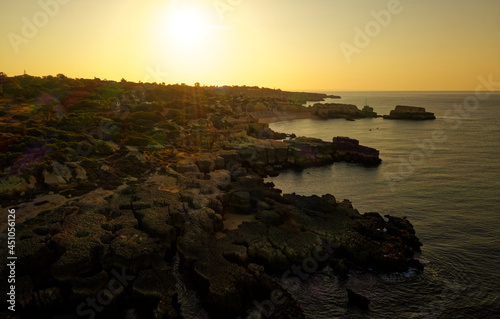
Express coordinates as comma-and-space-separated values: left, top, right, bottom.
383, 105, 436, 120
332, 136, 381, 166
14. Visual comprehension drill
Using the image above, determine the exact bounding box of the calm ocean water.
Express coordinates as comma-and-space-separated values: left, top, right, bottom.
268, 92, 500, 318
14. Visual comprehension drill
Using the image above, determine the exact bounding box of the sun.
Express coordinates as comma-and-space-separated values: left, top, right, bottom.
166, 7, 207, 44
148, 3, 227, 80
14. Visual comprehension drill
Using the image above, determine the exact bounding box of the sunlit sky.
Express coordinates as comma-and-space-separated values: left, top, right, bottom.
1, 0, 499, 91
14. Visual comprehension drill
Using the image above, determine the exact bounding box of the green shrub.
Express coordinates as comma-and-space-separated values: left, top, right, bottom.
0, 152, 22, 169
12, 114, 30, 121
123, 135, 152, 147
0, 125, 26, 135
151, 130, 167, 145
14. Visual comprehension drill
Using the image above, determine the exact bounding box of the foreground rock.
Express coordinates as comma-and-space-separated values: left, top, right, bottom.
0, 150, 421, 319
347, 288, 370, 310
383, 105, 436, 120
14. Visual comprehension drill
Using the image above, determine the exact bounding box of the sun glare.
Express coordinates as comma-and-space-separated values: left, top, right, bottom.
167, 7, 206, 44
149, 3, 227, 80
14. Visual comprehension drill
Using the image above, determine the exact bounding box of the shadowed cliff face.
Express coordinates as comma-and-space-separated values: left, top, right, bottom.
0, 77, 419, 318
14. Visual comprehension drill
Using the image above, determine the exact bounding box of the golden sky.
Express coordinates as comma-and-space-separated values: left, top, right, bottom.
1, 0, 499, 91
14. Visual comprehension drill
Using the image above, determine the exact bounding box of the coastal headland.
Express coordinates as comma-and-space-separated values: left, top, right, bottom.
0, 75, 422, 318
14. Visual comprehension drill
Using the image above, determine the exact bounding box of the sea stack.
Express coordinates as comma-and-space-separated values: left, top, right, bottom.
383, 105, 435, 120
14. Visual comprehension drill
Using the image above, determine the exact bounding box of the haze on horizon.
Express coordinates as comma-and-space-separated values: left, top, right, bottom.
1, 0, 499, 92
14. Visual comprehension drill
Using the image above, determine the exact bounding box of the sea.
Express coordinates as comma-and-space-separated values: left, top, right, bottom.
264, 91, 500, 318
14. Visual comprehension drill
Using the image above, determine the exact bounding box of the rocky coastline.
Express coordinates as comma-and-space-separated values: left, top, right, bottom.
0, 77, 422, 319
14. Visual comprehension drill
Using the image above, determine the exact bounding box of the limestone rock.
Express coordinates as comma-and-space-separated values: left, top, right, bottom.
173, 159, 200, 174
50, 212, 110, 281
196, 156, 216, 173
108, 228, 163, 273
207, 170, 231, 190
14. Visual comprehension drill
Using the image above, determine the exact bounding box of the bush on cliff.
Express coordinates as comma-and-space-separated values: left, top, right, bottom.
123, 135, 153, 147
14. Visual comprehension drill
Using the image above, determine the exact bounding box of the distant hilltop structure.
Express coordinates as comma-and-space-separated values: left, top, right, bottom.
383, 105, 436, 120
311, 103, 377, 119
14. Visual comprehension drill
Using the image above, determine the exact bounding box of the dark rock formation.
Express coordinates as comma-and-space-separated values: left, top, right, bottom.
383, 105, 435, 120
311, 103, 378, 119
332, 137, 381, 166
347, 288, 370, 310
224, 134, 381, 177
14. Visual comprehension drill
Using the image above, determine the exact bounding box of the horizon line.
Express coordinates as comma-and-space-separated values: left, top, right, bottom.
3, 72, 498, 94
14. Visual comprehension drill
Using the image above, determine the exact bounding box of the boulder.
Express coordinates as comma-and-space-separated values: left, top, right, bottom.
74, 165, 87, 180
196, 156, 216, 173
43, 169, 68, 188
207, 170, 231, 190
347, 288, 370, 310
173, 159, 200, 174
